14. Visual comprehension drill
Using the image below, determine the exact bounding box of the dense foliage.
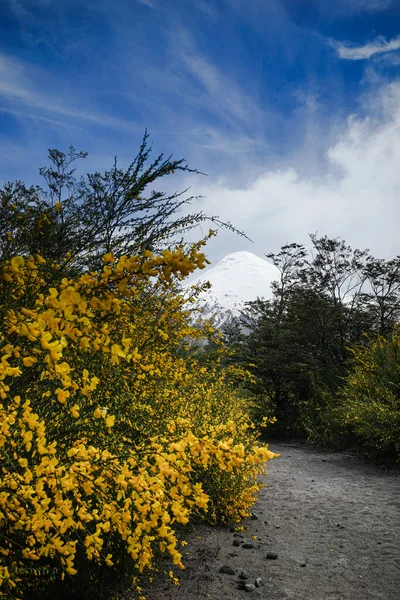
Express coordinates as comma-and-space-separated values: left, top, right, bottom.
337, 330, 400, 462
0, 143, 277, 599
223, 237, 400, 462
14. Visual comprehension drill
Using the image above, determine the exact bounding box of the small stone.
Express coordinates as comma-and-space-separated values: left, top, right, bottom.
275, 525, 280, 529
239, 571, 249, 580
250, 513, 259, 520
242, 542, 255, 549
266, 552, 278, 560
228, 552, 239, 557
300, 563, 306, 567
238, 581, 256, 592
255, 577, 264, 587
233, 539, 241, 547
219, 565, 235, 575
322, 458, 326, 462
234, 532, 244, 538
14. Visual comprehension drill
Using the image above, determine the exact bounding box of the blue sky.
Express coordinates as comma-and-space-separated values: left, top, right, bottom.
1, 0, 400, 262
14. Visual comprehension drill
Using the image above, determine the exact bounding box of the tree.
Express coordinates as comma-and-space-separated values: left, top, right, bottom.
265, 242, 307, 323
302, 234, 370, 367
361, 256, 400, 335
0, 134, 241, 272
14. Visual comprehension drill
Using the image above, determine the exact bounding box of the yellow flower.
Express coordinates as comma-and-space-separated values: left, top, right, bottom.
11, 256, 25, 268
67, 448, 79, 458
56, 388, 70, 404
23, 356, 37, 367
93, 407, 102, 419
105, 415, 115, 428
70, 405, 80, 418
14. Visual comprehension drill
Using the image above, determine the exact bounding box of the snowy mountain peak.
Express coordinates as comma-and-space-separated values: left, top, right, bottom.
216, 250, 269, 267
184, 251, 280, 328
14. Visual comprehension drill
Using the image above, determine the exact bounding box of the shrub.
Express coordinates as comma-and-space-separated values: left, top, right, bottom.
296, 375, 345, 447
337, 331, 400, 463
0, 247, 277, 599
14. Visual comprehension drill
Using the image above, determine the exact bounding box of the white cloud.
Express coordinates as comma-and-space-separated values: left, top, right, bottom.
333, 35, 400, 60
188, 83, 400, 263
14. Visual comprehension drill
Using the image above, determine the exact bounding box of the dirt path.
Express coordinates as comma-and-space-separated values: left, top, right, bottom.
140, 442, 400, 600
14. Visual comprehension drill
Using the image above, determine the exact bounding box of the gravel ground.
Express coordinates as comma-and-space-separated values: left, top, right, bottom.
138, 442, 400, 600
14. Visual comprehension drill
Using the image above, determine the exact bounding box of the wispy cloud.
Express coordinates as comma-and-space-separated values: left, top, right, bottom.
0, 106, 87, 131
0, 53, 141, 131
9, 0, 34, 22
347, 0, 393, 12
125, 26, 273, 160
135, 0, 154, 7
180, 50, 264, 129
319, 0, 393, 17
332, 35, 400, 60
193, 0, 220, 20
199, 128, 266, 154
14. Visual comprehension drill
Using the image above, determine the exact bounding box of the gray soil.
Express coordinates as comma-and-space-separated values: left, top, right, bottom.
138, 442, 400, 600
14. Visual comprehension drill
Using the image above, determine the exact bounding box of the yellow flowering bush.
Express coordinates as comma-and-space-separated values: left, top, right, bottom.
0, 245, 277, 599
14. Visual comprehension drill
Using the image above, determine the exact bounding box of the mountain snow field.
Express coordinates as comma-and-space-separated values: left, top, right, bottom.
183, 251, 280, 328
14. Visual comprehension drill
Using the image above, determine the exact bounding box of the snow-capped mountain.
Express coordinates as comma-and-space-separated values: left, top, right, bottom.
184, 251, 280, 328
